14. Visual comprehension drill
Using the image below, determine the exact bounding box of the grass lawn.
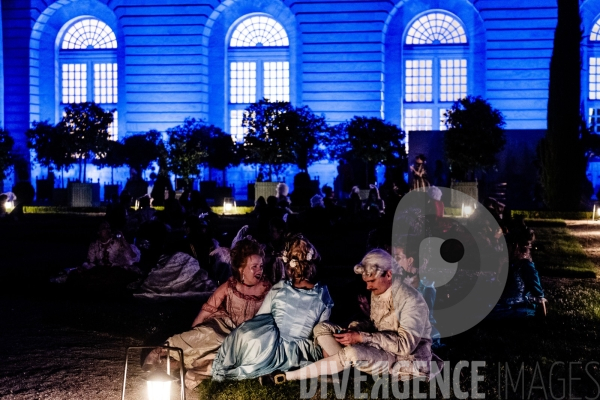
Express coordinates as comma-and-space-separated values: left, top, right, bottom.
530, 219, 597, 278
197, 219, 600, 399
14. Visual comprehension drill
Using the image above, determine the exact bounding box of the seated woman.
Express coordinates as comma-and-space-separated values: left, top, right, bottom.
82, 221, 141, 272
211, 235, 333, 381
54, 221, 142, 290
142, 238, 271, 389
489, 228, 547, 319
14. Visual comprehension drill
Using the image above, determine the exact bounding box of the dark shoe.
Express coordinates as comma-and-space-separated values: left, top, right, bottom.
141, 347, 166, 372
259, 370, 286, 386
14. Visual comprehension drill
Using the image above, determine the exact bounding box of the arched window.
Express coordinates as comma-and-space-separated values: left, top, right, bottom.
403, 12, 468, 135
588, 17, 600, 132
228, 15, 290, 142
59, 18, 118, 139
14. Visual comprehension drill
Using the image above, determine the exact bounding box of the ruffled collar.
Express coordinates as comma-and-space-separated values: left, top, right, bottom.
227, 277, 271, 301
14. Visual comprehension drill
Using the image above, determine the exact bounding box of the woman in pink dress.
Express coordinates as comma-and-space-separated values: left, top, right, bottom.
143, 237, 272, 389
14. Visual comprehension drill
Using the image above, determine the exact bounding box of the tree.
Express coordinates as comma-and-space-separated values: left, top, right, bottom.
59, 102, 114, 182
205, 129, 241, 185
538, 0, 588, 210
92, 140, 125, 184
0, 128, 15, 181
26, 120, 76, 183
330, 116, 405, 187
164, 118, 210, 185
444, 96, 506, 181
242, 99, 295, 181
121, 130, 162, 180
272, 105, 328, 172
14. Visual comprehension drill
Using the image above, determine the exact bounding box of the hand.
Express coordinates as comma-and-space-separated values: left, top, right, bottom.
333, 331, 362, 346
357, 294, 370, 317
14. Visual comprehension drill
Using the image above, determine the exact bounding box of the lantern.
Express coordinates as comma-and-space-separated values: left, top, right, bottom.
461, 203, 474, 218
223, 197, 236, 215
592, 203, 600, 221
121, 345, 185, 400
145, 370, 178, 400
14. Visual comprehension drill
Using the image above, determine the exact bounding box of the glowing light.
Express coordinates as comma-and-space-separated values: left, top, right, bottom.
145, 370, 176, 400
223, 197, 236, 215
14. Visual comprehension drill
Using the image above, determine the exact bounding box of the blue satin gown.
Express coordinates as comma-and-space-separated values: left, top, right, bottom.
211, 280, 333, 381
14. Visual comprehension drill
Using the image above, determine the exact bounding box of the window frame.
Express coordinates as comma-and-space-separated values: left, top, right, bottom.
225, 15, 291, 141
402, 12, 470, 134
58, 18, 119, 140
587, 17, 600, 133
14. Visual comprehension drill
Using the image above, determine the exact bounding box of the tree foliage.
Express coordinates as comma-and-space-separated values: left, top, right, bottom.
241, 99, 330, 179
273, 105, 328, 171
0, 128, 15, 181
59, 102, 114, 182
329, 116, 405, 186
242, 99, 295, 180
121, 130, 162, 177
444, 95, 506, 181
538, 0, 588, 210
206, 130, 241, 171
26, 120, 76, 174
165, 118, 212, 183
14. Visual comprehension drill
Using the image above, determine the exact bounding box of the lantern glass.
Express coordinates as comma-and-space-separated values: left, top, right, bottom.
223, 197, 236, 214
147, 379, 171, 400
6, 201, 14, 211
463, 205, 473, 217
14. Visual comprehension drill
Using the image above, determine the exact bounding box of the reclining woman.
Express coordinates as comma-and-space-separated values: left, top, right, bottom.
143, 237, 271, 389
211, 235, 333, 382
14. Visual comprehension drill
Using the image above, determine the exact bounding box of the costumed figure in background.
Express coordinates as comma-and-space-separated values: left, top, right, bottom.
143, 237, 271, 388
489, 228, 547, 319
212, 235, 333, 382
410, 154, 430, 191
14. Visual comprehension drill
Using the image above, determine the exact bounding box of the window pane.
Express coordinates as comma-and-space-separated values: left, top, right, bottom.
94, 63, 118, 104
405, 109, 433, 132
62, 63, 87, 104
440, 59, 467, 102
61, 18, 117, 49
230, 109, 247, 143
229, 15, 289, 47
107, 111, 118, 141
591, 58, 600, 100
230, 62, 257, 104
263, 62, 290, 102
405, 60, 433, 102
405, 12, 467, 45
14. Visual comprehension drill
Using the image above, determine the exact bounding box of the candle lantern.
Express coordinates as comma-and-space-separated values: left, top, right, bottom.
223, 197, 236, 215
592, 202, 600, 221
121, 345, 185, 400
461, 202, 475, 218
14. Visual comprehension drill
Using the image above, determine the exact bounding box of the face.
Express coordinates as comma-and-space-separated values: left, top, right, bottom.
98, 223, 112, 241
240, 254, 264, 286
269, 226, 283, 241
392, 247, 416, 274
362, 270, 393, 296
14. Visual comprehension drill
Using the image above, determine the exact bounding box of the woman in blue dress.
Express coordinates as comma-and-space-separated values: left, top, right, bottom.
212, 235, 333, 381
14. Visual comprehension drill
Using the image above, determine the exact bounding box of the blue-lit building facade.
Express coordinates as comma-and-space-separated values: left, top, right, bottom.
2, 0, 600, 199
